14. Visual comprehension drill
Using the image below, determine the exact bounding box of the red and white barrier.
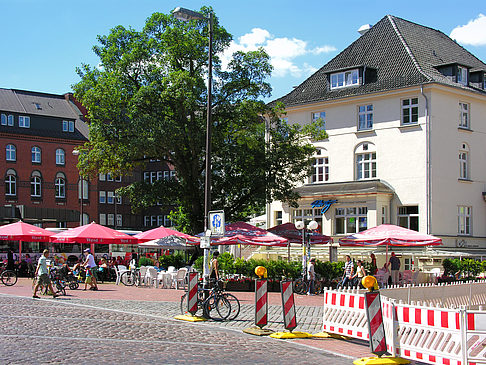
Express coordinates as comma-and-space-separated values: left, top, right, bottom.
281, 280, 297, 331
255, 279, 268, 328
364, 291, 387, 356
465, 311, 486, 364
187, 272, 199, 315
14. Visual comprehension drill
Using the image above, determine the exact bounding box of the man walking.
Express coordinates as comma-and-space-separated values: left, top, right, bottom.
340, 255, 354, 288
388, 252, 401, 285
32, 249, 58, 299
307, 258, 316, 295
82, 249, 99, 291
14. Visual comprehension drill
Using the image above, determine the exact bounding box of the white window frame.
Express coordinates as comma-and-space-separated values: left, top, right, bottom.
6, 144, 16, 161
115, 176, 122, 182
55, 149, 65, 165
170, 171, 176, 179
5, 174, 16, 196
397, 206, 419, 231
99, 174, 106, 181
31, 176, 42, 197
55, 177, 65, 198
7, 115, 14, 126
459, 147, 469, 180
99, 191, 106, 204
356, 152, 376, 180
144, 216, 150, 227
310, 149, 329, 183
31, 146, 41, 163
335, 207, 368, 235
115, 194, 122, 205
157, 171, 163, 181
157, 215, 164, 226
78, 179, 88, 200
401, 98, 419, 125
1, 114, 6, 125
164, 171, 169, 180
99, 214, 106, 226
458, 206, 471, 235
107, 214, 114, 226
116, 214, 122, 227
19, 116, 30, 128
358, 104, 373, 130
330, 69, 359, 89
150, 171, 156, 183
107, 191, 114, 204
164, 215, 171, 227
459, 102, 469, 129
151, 215, 157, 226
106, 173, 113, 181
143, 172, 150, 182
457, 66, 468, 85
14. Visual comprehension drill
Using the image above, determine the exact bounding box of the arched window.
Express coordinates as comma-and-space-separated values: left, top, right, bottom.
55, 172, 66, 198
5, 169, 16, 196
31, 171, 42, 197
310, 148, 329, 183
31, 146, 41, 163
55, 148, 65, 165
355, 142, 376, 180
6, 144, 16, 161
459, 143, 469, 180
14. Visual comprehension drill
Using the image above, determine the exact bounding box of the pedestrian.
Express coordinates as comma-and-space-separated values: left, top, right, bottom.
352, 260, 367, 287
209, 251, 219, 281
7, 249, 15, 271
388, 252, 401, 285
82, 249, 98, 290
131, 250, 138, 266
32, 249, 59, 299
370, 253, 377, 275
307, 258, 316, 295
340, 255, 354, 288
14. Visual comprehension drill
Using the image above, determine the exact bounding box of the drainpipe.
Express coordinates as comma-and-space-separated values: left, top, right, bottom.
421, 85, 431, 234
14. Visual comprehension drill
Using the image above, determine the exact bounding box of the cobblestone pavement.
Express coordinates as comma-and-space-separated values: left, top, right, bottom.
0, 294, 355, 364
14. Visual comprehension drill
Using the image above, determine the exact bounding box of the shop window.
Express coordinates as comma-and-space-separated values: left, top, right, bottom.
335, 207, 367, 234
397, 206, 419, 231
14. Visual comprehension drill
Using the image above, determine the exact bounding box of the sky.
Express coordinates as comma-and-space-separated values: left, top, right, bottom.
2, 0, 486, 102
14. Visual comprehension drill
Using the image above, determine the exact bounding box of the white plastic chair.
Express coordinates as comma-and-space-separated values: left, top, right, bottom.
175, 268, 188, 290
145, 267, 158, 287
138, 266, 148, 286
115, 265, 129, 285
167, 266, 176, 273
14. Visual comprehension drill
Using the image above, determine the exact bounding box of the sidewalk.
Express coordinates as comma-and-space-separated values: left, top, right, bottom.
0, 278, 373, 360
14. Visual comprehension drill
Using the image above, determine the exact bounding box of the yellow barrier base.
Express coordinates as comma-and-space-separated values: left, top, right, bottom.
174, 314, 207, 322
269, 331, 312, 339
242, 326, 275, 336
353, 356, 410, 365
312, 331, 332, 338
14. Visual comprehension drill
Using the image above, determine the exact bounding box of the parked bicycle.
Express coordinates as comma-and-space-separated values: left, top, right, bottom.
180, 278, 240, 321
293, 273, 323, 295
120, 264, 141, 286
0, 263, 18, 286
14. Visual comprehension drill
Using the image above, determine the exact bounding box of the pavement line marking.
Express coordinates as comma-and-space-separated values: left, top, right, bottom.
0, 334, 226, 347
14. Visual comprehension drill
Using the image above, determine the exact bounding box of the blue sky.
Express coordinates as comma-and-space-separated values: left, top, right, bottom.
2, 0, 486, 102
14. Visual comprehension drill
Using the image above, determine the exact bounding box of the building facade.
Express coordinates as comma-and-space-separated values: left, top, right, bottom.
268, 15, 486, 260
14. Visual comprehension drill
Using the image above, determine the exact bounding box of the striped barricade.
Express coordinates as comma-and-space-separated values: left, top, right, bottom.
255, 279, 268, 328
187, 272, 199, 315
281, 280, 297, 331
465, 311, 486, 364
364, 291, 387, 356
394, 303, 465, 365
322, 288, 369, 341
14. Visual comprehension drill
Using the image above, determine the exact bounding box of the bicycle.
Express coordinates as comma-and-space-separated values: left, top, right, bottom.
120, 265, 141, 286
0, 263, 18, 286
180, 278, 239, 321
293, 273, 323, 295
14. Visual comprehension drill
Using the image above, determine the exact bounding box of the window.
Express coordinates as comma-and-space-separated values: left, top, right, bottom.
358, 104, 373, 130
164, 171, 169, 180
116, 214, 122, 227
458, 206, 471, 235
115, 194, 122, 205
170, 171, 176, 179
143, 172, 150, 182
99, 174, 106, 181
99, 214, 106, 226
330, 69, 359, 89
99, 191, 106, 203
1, 114, 6, 125
6, 144, 16, 161
311, 111, 326, 132
404, 258, 413, 271
164, 215, 172, 227
157, 215, 164, 226
311, 149, 329, 183
107, 214, 114, 226
401, 98, 419, 125
5, 173, 16, 196
151, 216, 157, 226
335, 207, 368, 234
459, 102, 469, 129
55, 149, 65, 165
459, 144, 469, 180
292, 207, 322, 226
157, 171, 163, 181
457, 66, 468, 85
144, 216, 150, 227
356, 152, 376, 180
107, 191, 114, 204
115, 176, 122, 182
78, 179, 88, 200
19, 116, 30, 128
62, 120, 74, 132
31, 146, 41, 163
7, 115, 13, 126
106, 173, 113, 181
31, 175, 42, 197
274, 211, 283, 226
397, 206, 419, 231
55, 177, 66, 198
150, 171, 157, 183
57, 222, 67, 228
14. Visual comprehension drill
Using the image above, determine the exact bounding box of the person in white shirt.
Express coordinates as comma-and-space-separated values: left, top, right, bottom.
32, 249, 58, 299
307, 258, 316, 295
82, 249, 98, 291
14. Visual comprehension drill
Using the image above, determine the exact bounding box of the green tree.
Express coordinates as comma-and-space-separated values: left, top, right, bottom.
73, 8, 323, 233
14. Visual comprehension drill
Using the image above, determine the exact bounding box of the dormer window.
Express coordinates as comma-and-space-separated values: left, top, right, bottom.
330, 69, 359, 89
457, 66, 468, 85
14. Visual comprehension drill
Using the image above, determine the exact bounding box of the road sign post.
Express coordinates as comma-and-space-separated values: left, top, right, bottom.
208, 210, 225, 237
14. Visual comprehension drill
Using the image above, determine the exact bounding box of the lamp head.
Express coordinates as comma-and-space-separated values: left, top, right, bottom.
295, 221, 305, 230
307, 220, 318, 230
172, 7, 206, 21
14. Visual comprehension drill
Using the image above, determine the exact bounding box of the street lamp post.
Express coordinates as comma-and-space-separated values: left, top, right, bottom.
72, 149, 83, 225
295, 220, 319, 275
172, 7, 213, 278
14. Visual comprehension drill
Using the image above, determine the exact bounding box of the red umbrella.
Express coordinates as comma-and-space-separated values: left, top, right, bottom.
268, 222, 332, 245
134, 226, 199, 244
0, 221, 54, 258
209, 222, 288, 247
50, 222, 137, 245
338, 224, 442, 247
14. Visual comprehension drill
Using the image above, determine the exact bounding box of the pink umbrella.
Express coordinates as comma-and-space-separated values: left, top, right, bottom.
51, 222, 137, 245
209, 221, 288, 247
268, 222, 332, 245
0, 221, 54, 258
134, 226, 199, 244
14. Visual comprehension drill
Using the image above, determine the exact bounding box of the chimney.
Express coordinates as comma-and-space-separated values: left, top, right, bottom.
358, 24, 372, 36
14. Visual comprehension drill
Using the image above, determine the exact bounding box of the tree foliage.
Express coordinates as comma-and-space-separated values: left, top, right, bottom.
73, 8, 324, 233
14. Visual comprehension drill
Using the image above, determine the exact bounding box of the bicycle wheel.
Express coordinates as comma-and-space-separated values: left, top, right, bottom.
204, 295, 231, 321
222, 293, 240, 320
314, 281, 323, 294
69, 281, 79, 290
1, 270, 18, 286
293, 279, 306, 295
120, 271, 136, 286
56, 282, 66, 296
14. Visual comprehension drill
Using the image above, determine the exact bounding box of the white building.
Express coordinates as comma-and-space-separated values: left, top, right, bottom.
267, 15, 486, 265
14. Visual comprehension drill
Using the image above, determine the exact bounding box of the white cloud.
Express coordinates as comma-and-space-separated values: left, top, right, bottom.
450, 14, 486, 46
221, 28, 336, 78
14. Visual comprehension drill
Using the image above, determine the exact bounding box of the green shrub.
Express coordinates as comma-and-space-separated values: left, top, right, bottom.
158, 252, 186, 269
138, 256, 154, 267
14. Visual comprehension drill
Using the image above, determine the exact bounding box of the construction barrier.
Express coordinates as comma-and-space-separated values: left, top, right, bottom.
281, 280, 297, 331
187, 272, 199, 315
364, 291, 387, 356
255, 279, 268, 328
465, 311, 486, 364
